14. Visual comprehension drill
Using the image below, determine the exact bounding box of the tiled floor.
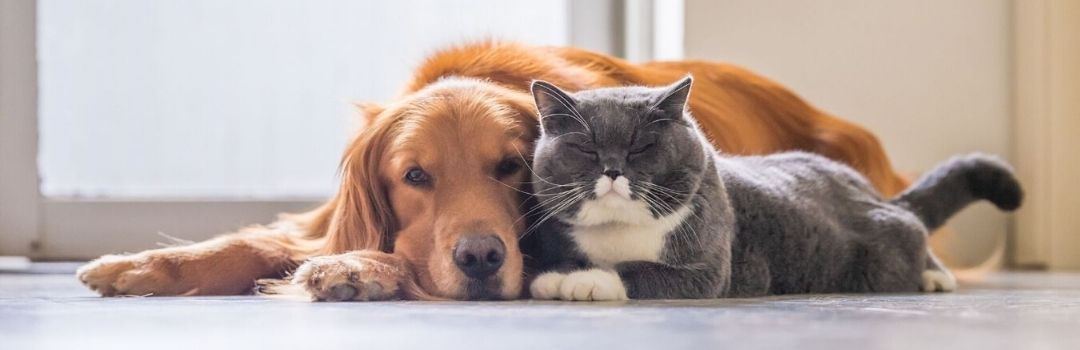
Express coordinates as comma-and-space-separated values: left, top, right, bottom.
2, 264, 1079, 349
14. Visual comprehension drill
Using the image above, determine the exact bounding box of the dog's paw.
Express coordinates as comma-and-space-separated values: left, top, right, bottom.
77, 254, 135, 296
557, 269, 628, 301
921, 269, 957, 292
290, 253, 403, 301
77, 253, 180, 296
529, 272, 567, 300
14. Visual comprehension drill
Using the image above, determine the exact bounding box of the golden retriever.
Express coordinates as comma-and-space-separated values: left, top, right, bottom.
77, 42, 907, 300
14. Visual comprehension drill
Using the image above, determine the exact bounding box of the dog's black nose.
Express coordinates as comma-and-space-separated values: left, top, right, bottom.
453, 235, 505, 280
603, 169, 622, 179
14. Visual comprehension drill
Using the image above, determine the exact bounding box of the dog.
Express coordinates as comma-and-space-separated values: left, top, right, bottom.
77, 42, 908, 300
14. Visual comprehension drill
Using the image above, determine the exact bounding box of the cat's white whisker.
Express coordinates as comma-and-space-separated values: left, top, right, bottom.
514, 187, 588, 226
638, 181, 688, 196
545, 131, 589, 144
510, 146, 581, 190
639, 118, 677, 129
521, 190, 590, 240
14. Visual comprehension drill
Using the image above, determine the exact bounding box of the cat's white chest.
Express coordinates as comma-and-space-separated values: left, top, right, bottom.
569, 194, 692, 269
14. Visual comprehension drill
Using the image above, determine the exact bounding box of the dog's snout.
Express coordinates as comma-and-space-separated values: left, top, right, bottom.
603, 169, 622, 179
453, 235, 505, 280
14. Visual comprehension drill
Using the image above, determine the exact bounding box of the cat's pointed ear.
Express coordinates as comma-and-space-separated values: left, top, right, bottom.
531, 80, 578, 132
653, 75, 693, 117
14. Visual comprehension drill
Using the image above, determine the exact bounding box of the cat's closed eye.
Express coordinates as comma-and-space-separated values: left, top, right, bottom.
567, 143, 598, 158
630, 143, 654, 156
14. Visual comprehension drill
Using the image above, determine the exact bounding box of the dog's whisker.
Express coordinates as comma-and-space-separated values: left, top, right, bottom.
486, 176, 535, 196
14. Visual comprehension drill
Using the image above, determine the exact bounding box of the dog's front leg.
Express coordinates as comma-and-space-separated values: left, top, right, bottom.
78, 229, 298, 296
260, 250, 430, 301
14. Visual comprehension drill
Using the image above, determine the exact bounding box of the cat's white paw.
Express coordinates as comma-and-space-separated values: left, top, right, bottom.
529, 272, 567, 300
921, 269, 957, 292
558, 269, 628, 301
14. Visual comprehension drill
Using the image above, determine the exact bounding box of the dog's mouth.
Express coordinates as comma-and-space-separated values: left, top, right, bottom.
463, 277, 506, 300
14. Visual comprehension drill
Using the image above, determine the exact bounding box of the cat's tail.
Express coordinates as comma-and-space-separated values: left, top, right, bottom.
889, 153, 1023, 232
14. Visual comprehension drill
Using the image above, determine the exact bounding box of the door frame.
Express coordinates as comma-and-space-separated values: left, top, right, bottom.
1010, 0, 1080, 270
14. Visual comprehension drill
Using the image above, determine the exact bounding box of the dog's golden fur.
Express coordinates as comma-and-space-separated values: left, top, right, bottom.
78, 42, 910, 300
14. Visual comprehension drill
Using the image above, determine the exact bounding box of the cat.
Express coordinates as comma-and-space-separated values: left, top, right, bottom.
523, 76, 1022, 300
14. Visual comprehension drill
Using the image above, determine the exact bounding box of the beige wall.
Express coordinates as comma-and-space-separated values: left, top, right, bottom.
683, 0, 1012, 267
1013, 0, 1080, 270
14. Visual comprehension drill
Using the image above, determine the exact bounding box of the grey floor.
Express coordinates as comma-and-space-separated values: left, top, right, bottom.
2, 264, 1079, 350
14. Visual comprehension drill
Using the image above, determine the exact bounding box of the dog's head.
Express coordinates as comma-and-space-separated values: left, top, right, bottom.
324, 78, 537, 300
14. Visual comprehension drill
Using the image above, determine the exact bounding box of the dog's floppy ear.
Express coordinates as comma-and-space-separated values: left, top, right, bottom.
352, 102, 386, 129
321, 118, 397, 254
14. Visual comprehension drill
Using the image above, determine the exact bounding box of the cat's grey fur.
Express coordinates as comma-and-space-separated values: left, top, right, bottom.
525, 76, 1023, 299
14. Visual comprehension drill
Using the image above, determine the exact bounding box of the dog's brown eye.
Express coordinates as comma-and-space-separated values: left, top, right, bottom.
496, 159, 522, 177
404, 168, 430, 185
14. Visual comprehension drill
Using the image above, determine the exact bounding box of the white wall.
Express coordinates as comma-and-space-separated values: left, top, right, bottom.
683, 0, 1012, 267
37, 0, 568, 200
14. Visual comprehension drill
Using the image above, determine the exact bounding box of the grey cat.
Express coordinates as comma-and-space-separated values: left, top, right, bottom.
524, 76, 1022, 300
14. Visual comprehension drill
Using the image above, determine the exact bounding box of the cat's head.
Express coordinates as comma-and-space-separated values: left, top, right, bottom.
528, 76, 708, 227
